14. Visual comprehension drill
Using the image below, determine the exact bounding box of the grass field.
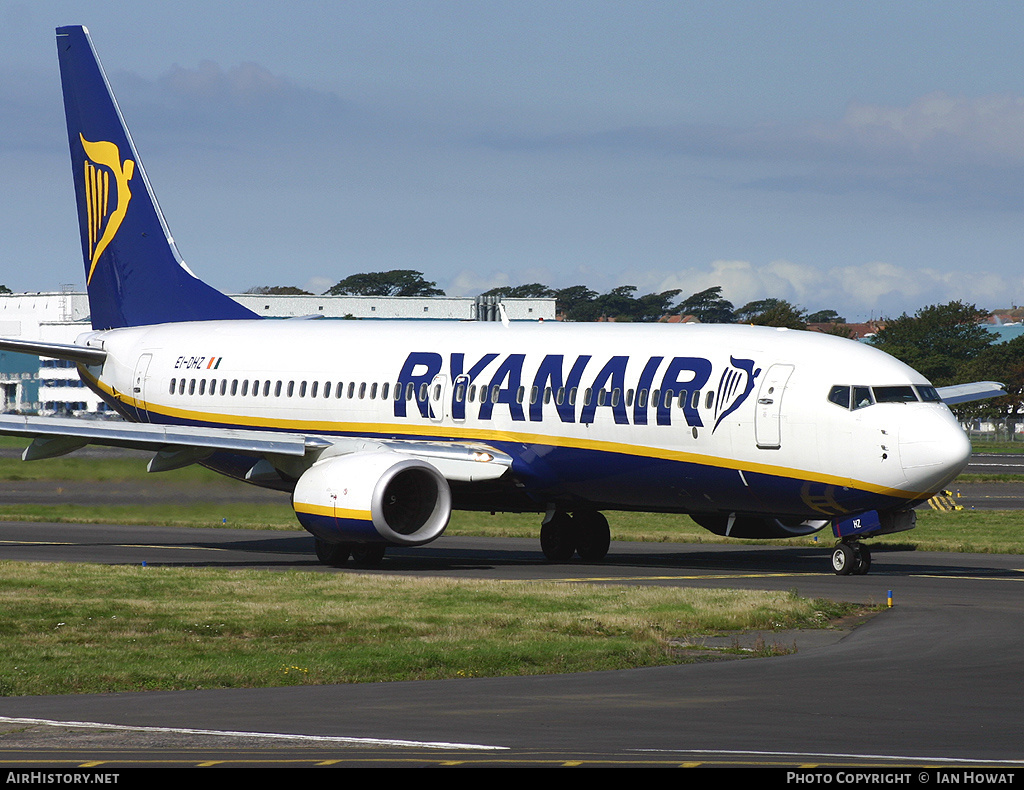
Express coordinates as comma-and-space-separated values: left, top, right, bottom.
0, 561, 864, 696
0, 435, 1018, 695
0, 439, 1022, 552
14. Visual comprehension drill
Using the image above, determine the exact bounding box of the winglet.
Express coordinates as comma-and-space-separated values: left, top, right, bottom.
936, 381, 1006, 405
56, 25, 258, 329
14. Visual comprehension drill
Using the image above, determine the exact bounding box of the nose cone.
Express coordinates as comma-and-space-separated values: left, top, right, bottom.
899, 407, 972, 493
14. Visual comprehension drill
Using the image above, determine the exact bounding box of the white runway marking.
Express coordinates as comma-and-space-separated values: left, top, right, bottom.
0, 715, 508, 751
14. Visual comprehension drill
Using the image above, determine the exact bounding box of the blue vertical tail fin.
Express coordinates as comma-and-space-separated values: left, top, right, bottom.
56, 25, 258, 329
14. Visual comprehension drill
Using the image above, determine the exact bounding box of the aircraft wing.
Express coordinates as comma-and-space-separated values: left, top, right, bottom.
936, 381, 1006, 405
0, 414, 511, 482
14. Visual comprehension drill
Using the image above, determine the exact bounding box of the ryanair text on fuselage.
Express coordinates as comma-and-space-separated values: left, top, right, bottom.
393, 350, 762, 430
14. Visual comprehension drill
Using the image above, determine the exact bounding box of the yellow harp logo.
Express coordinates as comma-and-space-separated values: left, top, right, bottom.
80, 133, 135, 284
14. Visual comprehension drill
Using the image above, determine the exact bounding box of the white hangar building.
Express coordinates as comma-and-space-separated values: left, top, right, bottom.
0, 291, 555, 415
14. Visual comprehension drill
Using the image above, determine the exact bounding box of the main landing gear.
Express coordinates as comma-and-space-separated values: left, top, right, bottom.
540, 510, 611, 562
315, 538, 387, 568
831, 540, 871, 576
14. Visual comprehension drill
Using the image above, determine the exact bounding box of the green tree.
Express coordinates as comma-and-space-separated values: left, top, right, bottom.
0, 285, 11, 294
736, 298, 808, 329
806, 309, 846, 323
958, 334, 1024, 422
554, 285, 682, 322
245, 285, 313, 295
591, 285, 642, 321
324, 270, 444, 297
869, 301, 993, 386
481, 283, 556, 299
677, 286, 735, 323
553, 285, 598, 321
635, 289, 683, 322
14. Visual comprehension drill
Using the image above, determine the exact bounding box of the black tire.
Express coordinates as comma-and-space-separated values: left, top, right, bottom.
574, 511, 611, 561
350, 544, 387, 568
832, 543, 856, 575
854, 543, 872, 575
315, 538, 351, 567
540, 512, 576, 562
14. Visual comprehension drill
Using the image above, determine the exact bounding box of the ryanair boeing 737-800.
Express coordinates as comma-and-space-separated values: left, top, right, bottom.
0, 26, 1001, 574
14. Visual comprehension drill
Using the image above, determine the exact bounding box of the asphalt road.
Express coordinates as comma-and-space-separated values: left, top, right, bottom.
966, 453, 1024, 475
0, 522, 1023, 769
0, 450, 1022, 768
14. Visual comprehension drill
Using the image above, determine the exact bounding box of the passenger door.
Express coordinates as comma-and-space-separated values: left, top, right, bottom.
754, 364, 793, 449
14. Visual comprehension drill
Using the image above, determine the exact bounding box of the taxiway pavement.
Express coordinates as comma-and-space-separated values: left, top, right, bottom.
0, 523, 1022, 767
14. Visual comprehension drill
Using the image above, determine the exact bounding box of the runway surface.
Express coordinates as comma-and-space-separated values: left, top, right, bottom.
1, 520, 1023, 768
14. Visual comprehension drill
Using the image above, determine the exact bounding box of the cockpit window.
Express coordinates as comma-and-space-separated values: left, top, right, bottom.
852, 386, 874, 410
830, 383, 936, 410
873, 386, 918, 403
828, 385, 851, 409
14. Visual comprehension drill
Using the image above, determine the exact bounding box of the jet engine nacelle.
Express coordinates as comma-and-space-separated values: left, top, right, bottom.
292, 451, 451, 546
691, 513, 829, 539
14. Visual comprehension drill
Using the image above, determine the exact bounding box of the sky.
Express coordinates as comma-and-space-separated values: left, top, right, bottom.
4, 1, 1024, 320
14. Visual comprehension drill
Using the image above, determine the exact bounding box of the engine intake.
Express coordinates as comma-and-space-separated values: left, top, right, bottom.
292, 451, 451, 546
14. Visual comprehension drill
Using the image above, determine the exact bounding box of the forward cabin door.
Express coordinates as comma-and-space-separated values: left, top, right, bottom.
754, 364, 793, 449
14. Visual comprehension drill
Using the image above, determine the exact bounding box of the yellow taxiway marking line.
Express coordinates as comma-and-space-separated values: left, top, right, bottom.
911, 572, 1024, 581
556, 571, 1024, 583
548, 573, 814, 582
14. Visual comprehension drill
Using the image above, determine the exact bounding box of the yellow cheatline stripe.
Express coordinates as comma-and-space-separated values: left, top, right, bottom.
77, 367, 931, 502
293, 501, 371, 521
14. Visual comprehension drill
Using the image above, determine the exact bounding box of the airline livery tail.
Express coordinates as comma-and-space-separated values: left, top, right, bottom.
56, 25, 257, 330
0, 25, 1001, 574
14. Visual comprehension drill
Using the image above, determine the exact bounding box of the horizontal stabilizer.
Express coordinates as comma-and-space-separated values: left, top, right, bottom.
0, 337, 106, 365
936, 381, 1006, 405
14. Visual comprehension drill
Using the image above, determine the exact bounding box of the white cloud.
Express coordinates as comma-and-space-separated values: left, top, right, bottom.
303, 276, 334, 295
650, 258, 1021, 318
506, 90, 1024, 207
828, 92, 1024, 167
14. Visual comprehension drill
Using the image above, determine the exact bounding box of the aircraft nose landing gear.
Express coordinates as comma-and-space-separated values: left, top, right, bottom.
832, 540, 871, 575
830, 510, 903, 576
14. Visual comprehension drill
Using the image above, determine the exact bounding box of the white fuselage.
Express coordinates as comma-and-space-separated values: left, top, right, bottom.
76, 319, 971, 519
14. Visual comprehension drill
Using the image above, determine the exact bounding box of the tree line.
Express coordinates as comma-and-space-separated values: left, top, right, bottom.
247, 271, 1024, 420
249, 272, 844, 327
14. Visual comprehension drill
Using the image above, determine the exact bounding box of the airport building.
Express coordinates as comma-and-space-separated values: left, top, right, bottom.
0, 290, 555, 415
